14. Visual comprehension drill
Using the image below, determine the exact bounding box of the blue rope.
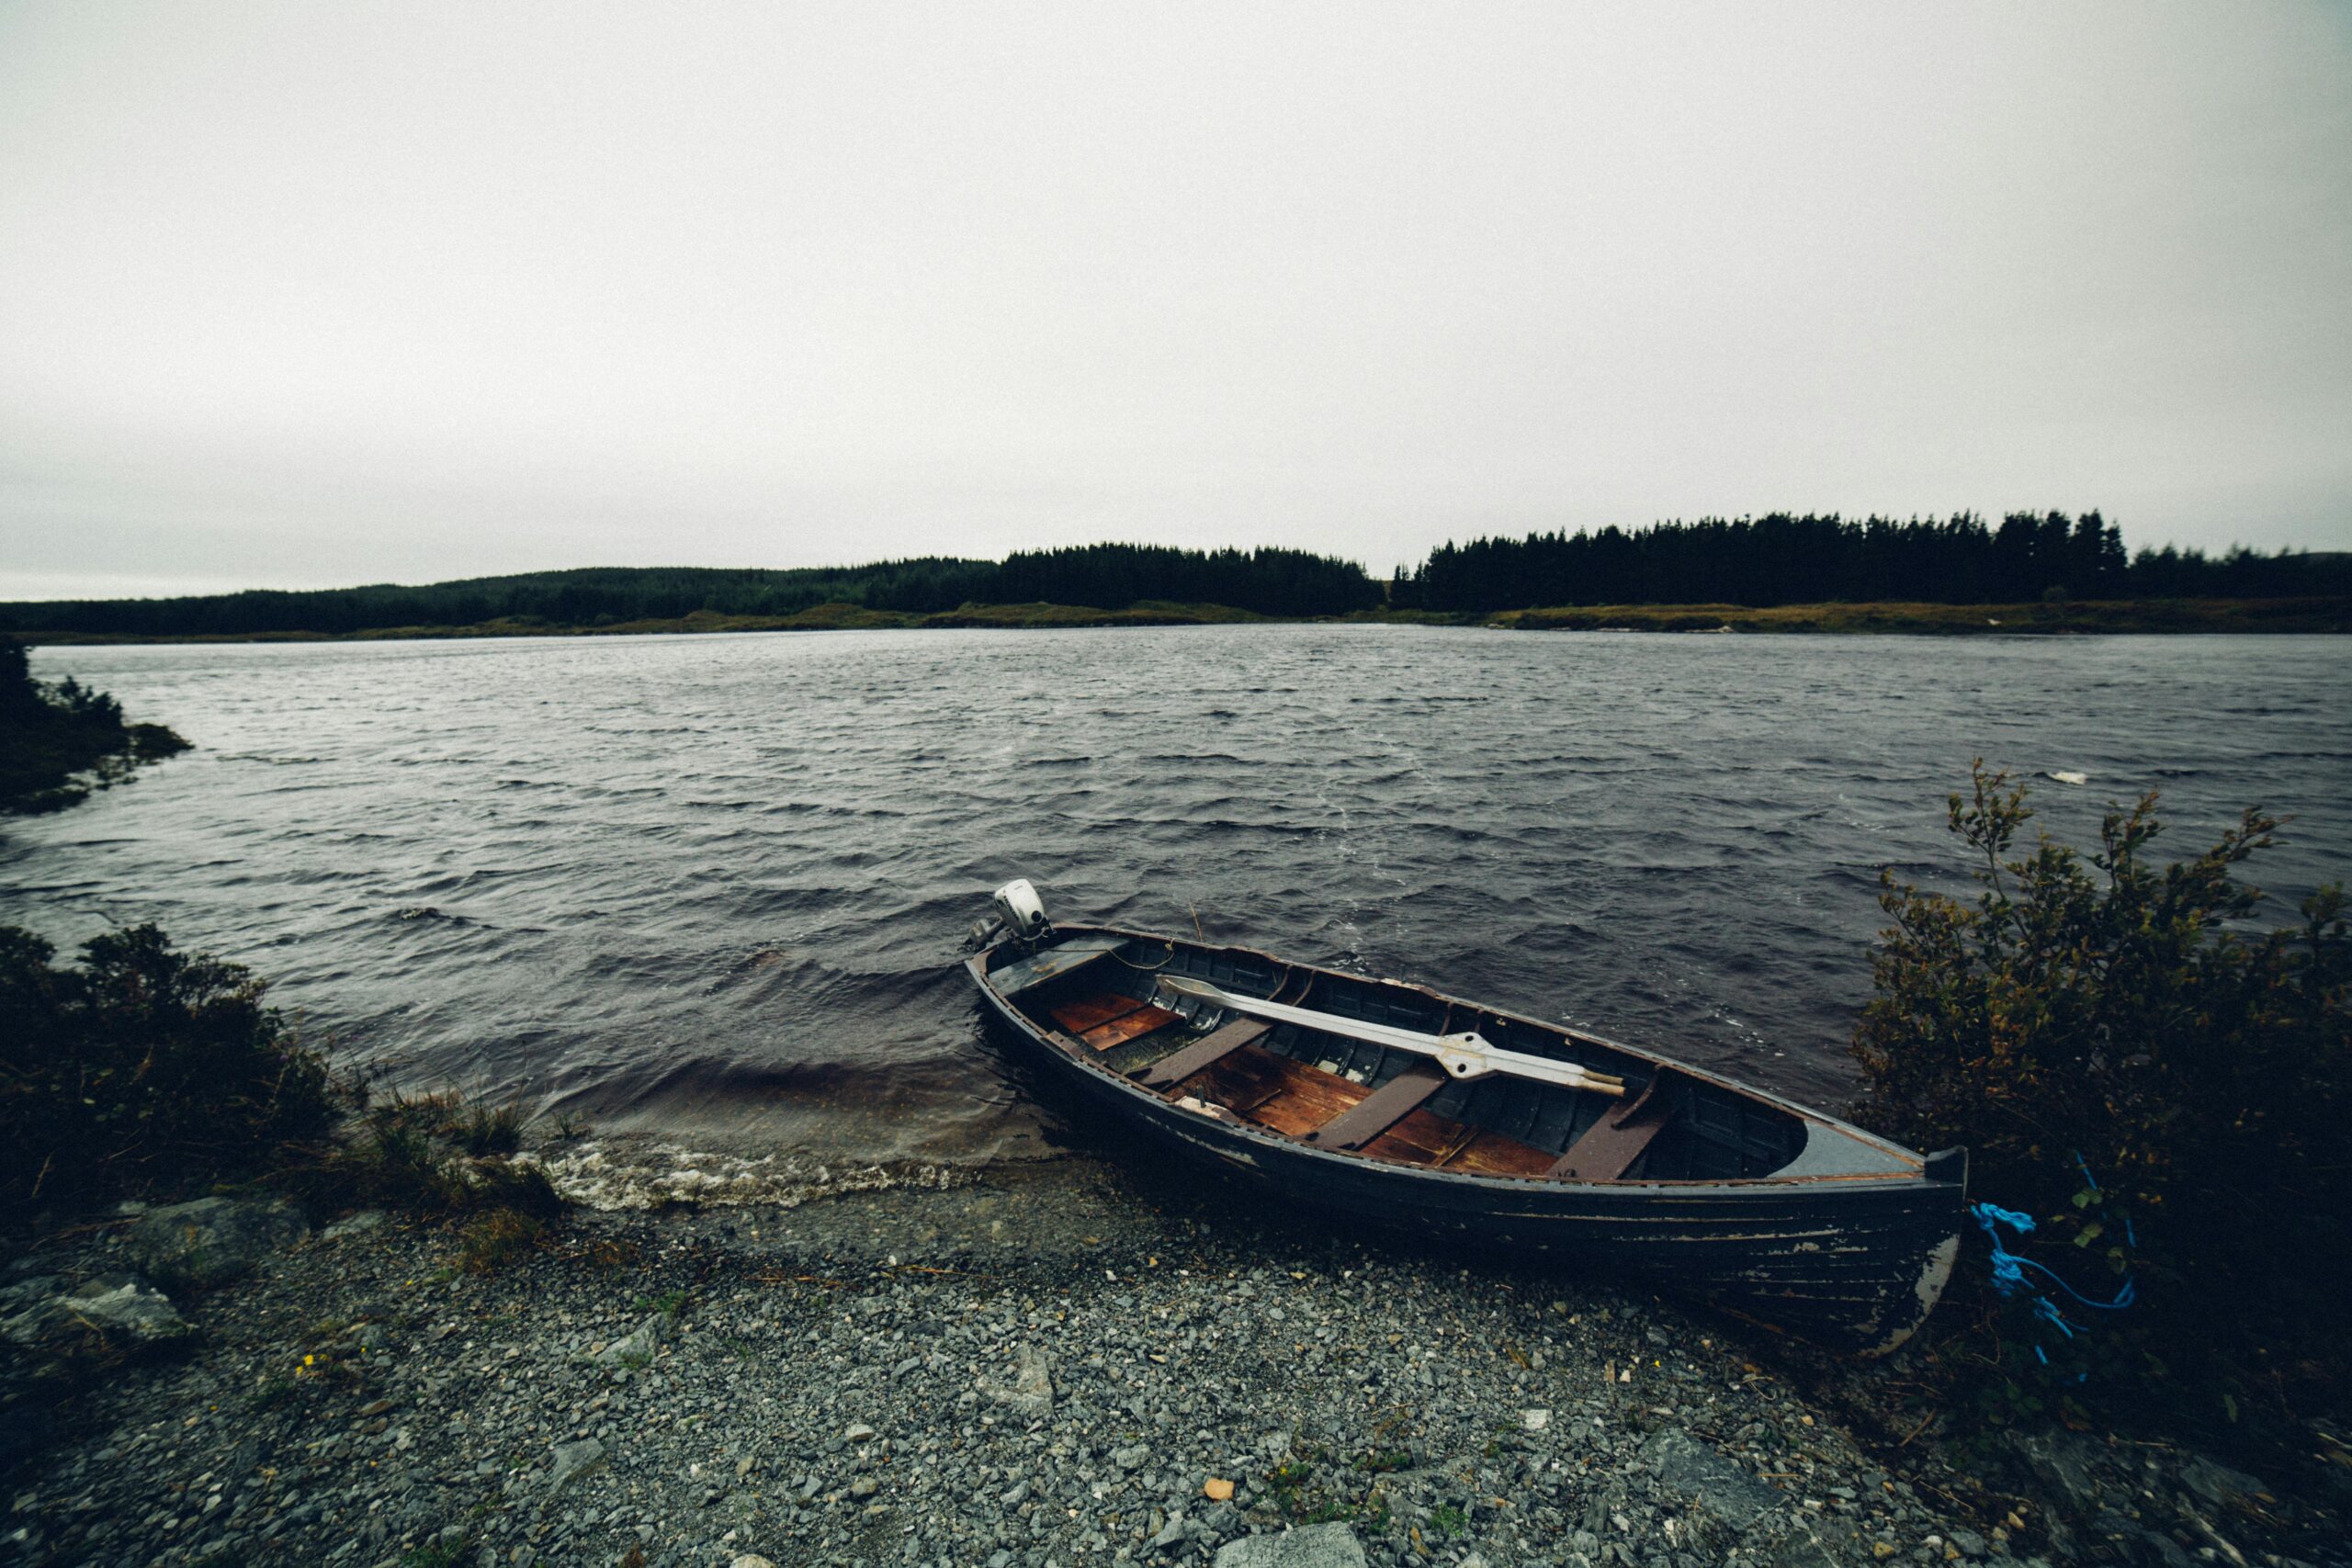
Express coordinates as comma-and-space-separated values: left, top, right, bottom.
1971, 1156, 2139, 1382
1970, 1201, 2137, 1314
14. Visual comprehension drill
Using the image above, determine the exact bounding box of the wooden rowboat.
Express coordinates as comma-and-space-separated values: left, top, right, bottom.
967, 886, 1967, 1354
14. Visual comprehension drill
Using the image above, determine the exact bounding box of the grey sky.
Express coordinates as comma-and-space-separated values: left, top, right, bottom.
2, 2, 2347, 601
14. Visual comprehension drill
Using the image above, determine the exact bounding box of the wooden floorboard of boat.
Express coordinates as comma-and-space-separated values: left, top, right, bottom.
1050, 992, 1148, 1034
1185, 1044, 1374, 1139
1361, 1107, 1555, 1177
1449, 1131, 1559, 1178
1081, 1004, 1182, 1051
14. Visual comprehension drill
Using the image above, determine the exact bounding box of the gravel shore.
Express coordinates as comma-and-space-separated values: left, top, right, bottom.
1, 1156, 2329, 1568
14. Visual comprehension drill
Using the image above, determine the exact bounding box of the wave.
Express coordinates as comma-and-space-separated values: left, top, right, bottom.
9, 624, 2345, 1169
529, 1139, 969, 1212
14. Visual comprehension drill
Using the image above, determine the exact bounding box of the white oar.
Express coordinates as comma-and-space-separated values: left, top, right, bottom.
1154, 975, 1625, 1097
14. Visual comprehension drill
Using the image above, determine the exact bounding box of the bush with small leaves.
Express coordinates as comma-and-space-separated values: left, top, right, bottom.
0, 924, 334, 1220
1853, 763, 2347, 1440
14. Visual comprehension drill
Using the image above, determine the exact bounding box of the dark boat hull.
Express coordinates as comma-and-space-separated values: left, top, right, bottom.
969, 932, 1965, 1354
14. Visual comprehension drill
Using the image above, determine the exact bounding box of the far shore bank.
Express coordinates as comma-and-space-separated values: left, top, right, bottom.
12, 594, 2350, 646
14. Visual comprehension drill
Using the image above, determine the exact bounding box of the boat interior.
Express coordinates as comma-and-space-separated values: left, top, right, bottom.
987, 931, 1823, 1183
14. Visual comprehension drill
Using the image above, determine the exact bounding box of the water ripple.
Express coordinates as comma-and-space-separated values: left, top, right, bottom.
5, 626, 2346, 1166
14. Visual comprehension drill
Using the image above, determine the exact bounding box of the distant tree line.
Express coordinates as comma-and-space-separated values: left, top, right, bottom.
0, 544, 1383, 637
989, 543, 1378, 615
11, 519, 2346, 637
1391, 513, 2352, 613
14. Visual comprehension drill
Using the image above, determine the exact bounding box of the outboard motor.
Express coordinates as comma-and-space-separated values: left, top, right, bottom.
991, 878, 1051, 943
966, 877, 1053, 952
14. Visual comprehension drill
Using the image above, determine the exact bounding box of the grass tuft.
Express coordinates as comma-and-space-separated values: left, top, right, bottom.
457, 1103, 524, 1156
458, 1208, 546, 1275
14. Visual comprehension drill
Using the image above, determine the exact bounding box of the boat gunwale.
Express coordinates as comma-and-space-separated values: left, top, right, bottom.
972, 920, 1942, 1195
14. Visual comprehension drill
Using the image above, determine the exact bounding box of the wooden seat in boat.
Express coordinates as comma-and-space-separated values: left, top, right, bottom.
1135, 1019, 1269, 1089
1546, 1071, 1672, 1180
1303, 1063, 1448, 1150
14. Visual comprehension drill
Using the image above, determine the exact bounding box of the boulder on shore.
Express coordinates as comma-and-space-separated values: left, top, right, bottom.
122, 1197, 309, 1291
1212, 1522, 1367, 1568
593, 1311, 671, 1369
1644, 1427, 1783, 1530
548, 1437, 606, 1495
0, 1274, 193, 1359
976, 1341, 1054, 1419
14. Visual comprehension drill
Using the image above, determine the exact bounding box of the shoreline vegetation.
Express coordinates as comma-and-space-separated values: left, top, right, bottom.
5, 519, 2346, 645
0, 637, 187, 813
8, 594, 2349, 646
1849, 769, 2346, 1497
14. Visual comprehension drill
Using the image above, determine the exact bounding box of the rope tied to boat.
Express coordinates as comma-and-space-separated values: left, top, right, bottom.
1971, 1201, 2137, 1314
1970, 1152, 2139, 1372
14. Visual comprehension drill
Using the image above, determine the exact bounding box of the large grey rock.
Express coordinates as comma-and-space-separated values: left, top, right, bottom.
1212, 1524, 1366, 1568
593, 1312, 670, 1368
122, 1197, 308, 1290
976, 1342, 1054, 1419
321, 1211, 388, 1242
0, 1276, 63, 1320
548, 1437, 605, 1494
1644, 1427, 1781, 1529
1755, 1520, 1871, 1568
2177, 1454, 2273, 1512
2004, 1427, 2110, 1517
0, 1274, 192, 1358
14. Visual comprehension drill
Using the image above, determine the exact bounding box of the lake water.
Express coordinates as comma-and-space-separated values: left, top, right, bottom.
6, 628, 2346, 1192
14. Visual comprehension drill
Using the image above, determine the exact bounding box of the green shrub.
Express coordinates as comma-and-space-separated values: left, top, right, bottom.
0, 924, 335, 1218
0, 637, 188, 814
1, 917, 568, 1305
1853, 763, 2347, 1430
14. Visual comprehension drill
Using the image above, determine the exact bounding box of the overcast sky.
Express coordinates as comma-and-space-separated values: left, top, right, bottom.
2, 2, 2347, 600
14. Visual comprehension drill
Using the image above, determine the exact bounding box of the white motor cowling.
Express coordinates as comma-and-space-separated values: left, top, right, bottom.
991, 878, 1050, 942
